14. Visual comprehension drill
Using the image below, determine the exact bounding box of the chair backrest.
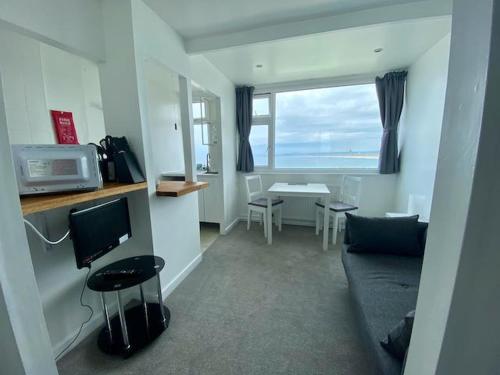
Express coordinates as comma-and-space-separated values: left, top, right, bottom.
244, 175, 263, 203
325, 184, 341, 200
340, 176, 362, 206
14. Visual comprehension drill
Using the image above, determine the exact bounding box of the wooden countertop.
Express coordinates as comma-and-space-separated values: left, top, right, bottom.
20, 182, 148, 215
156, 181, 208, 197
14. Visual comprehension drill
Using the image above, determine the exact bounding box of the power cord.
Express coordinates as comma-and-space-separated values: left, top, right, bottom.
55, 267, 94, 361
23, 219, 92, 360
23, 218, 70, 245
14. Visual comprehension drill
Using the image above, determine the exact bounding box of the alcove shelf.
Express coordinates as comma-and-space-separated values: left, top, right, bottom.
20, 182, 148, 215
156, 181, 208, 197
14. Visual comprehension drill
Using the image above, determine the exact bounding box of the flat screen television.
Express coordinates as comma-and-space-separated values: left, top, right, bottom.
69, 197, 132, 269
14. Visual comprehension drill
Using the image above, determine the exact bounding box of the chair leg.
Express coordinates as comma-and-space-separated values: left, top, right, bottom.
263, 212, 268, 238
332, 213, 339, 244
247, 209, 251, 230
315, 207, 321, 235
259, 213, 263, 226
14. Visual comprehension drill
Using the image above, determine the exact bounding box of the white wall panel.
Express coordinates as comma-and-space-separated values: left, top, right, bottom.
395, 34, 451, 220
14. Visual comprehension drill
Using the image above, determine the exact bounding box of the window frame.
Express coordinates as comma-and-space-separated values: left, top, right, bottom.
192, 100, 208, 125
251, 76, 381, 174
251, 93, 274, 169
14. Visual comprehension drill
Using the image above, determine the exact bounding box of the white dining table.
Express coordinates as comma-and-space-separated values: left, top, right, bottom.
266, 183, 331, 250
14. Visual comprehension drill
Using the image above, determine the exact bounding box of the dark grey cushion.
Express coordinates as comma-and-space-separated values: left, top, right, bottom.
345, 220, 428, 252
315, 201, 358, 212
342, 246, 423, 375
345, 213, 422, 256
248, 198, 283, 208
380, 310, 415, 360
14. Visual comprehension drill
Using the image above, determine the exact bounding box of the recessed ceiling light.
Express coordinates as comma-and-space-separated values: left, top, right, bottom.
374, 48, 383, 53
256, 64, 263, 68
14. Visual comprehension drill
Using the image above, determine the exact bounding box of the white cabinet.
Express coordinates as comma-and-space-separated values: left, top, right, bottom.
198, 189, 205, 220
198, 175, 221, 223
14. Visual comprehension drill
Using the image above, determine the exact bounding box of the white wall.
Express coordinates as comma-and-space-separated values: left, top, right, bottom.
129, 0, 202, 298
0, 30, 50, 144
435, 3, 500, 371
41, 43, 106, 144
406, 0, 500, 373
0, 0, 236, 358
0, 1, 108, 371
143, 59, 185, 174
0, 71, 58, 373
0, 29, 106, 145
0, 26, 150, 356
239, 172, 397, 224
189, 55, 239, 232
0, 287, 25, 375
0, 0, 104, 61
395, 34, 451, 220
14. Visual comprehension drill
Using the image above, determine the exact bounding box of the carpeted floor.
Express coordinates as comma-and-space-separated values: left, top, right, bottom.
57, 223, 372, 375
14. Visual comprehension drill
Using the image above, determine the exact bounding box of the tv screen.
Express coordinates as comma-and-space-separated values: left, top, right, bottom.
69, 197, 132, 269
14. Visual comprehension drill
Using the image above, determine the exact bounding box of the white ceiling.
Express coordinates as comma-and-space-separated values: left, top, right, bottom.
203, 17, 451, 85
144, 0, 426, 39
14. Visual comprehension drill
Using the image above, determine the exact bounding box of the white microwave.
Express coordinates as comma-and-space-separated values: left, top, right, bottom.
11, 144, 103, 195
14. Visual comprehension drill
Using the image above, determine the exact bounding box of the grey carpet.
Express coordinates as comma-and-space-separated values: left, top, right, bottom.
57, 223, 373, 375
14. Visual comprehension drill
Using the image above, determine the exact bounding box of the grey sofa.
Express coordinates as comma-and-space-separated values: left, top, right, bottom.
341, 222, 428, 375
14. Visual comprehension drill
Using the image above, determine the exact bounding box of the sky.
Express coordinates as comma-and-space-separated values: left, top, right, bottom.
251, 84, 383, 165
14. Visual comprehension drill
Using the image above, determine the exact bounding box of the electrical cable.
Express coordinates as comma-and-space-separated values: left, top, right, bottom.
23, 218, 70, 245
55, 267, 94, 361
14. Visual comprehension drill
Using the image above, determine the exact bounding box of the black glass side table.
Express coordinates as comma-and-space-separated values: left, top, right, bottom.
87, 255, 170, 357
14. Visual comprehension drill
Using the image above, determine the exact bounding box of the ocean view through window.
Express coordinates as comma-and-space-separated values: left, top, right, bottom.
250, 83, 382, 170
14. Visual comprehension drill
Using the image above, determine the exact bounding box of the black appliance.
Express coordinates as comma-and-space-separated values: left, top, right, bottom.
69, 197, 132, 269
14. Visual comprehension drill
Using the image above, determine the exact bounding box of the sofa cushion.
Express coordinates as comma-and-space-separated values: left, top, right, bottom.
342, 245, 423, 375
380, 310, 415, 360
345, 213, 422, 256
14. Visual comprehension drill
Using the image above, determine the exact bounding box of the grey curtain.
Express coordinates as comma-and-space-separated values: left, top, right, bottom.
236, 86, 255, 172
375, 71, 407, 174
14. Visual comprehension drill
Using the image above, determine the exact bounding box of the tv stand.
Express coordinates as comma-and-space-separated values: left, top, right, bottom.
97, 302, 170, 357
87, 255, 170, 358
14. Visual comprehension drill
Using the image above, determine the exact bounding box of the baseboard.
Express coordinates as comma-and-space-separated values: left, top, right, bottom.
239, 215, 316, 228
222, 217, 240, 235
239, 214, 343, 229
160, 253, 203, 298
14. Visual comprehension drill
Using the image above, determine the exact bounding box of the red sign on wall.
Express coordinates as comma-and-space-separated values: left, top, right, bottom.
51, 110, 79, 144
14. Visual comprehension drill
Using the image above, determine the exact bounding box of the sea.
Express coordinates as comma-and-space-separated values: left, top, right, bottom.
253, 144, 379, 169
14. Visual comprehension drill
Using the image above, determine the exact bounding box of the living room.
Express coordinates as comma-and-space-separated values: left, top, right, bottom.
1, 1, 499, 375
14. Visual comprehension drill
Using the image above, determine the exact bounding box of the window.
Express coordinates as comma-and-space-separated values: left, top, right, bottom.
193, 101, 209, 168
250, 94, 271, 167
249, 124, 269, 166
193, 124, 208, 167
249, 83, 382, 170
253, 96, 270, 117
193, 101, 206, 121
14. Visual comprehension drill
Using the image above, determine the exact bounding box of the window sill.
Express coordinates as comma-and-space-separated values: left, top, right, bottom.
249, 168, 381, 175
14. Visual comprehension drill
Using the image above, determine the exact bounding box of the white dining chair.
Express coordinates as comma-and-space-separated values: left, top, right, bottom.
315, 176, 362, 244
244, 175, 283, 238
